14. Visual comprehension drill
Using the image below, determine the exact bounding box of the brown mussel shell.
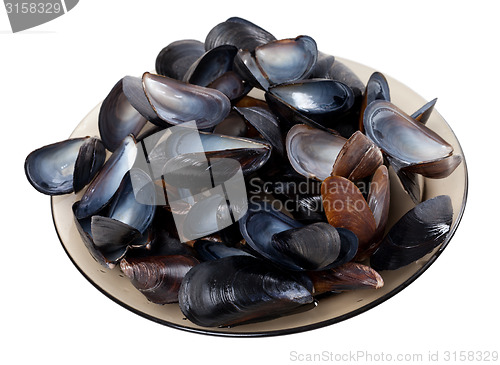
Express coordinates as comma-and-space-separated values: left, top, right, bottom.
308, 262, 384, 295
120, 255, 199, 304
331, 130, 383, 181
321, 175, 377, 256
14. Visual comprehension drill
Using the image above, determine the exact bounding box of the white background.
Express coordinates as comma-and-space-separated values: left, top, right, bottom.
1, 1, 498, 364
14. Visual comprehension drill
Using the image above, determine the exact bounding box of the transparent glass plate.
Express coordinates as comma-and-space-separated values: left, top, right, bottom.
51, 57, 468, 337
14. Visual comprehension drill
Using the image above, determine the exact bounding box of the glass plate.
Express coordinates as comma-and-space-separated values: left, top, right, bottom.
51, 57, 468, 337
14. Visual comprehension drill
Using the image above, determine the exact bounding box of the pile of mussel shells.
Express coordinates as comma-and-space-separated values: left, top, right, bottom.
25, 17, 461, 329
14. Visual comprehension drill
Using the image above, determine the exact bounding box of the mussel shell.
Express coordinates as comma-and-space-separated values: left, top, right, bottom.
75, 135, 137, 219
180, 191, 247, 242
269, 79, 354, 122
265, 91, 333, 133
327, 60, 365, 98
331, 130, 383, 181
194, 240, 253, 261
155, 39, 205, 80
367, 165, 391, 245
321, 175, 377, 256
183, 45, 237, 87
207, 71, 248, 101
364, 100, 453, 165
120, 255, 199, 304
141, 126, 271, 193
234, 106, 284, 156
205, 17, 276, 52
254, 36, 318, 86
270, 222, 341, 271
233, 49, 271, 90
105, 168, 156, 234
308, 262, 383, 295
127, 207, 195, 258
370, 195, 453, 271
402, 154, 462, 179
72, 203, 121, 268
178, 256, 314, 327
213, 110, 248, 137
310, 51, 335, 79
411, 98, 437, 125
98, 78, 148, 152
25, 136, 105, 196
239, 200, 304, 269
256, 163, 326, 223
91, 216, 143, 251
286, 124, 346, 181
73, 137, 106, 193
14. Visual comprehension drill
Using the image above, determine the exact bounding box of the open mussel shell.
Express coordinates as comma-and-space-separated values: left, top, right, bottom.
364, 100, 460, 179
75, 135, 137, 219
123, 72, 231, 129
120, 255, 199, 304
331, 131, 383, 181
205, 17, 275, 53
183, 45, 238, 87
370, 195, 453, 271
359, 72, 391, 131
254, 36, 318, 86
72, 203, 121, 268
90, 168, 155, 256
155, 39, 205, 80
364, 100, 453, 163
286, 124, 346, 181
268, 79, 354, 123
98, 78, 148, 152
308, 262, 383, 295
321, 175, 377, 256
194, 240, 253, 261
178, 256, 314, 327
411, 98, 437, 125
25, 136, 105, 195
105, 168, 156, 233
